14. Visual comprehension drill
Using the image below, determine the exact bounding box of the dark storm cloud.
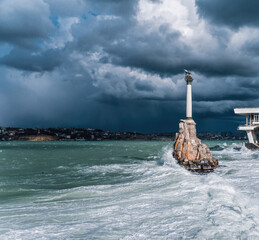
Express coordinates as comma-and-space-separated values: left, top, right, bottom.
0, 0, 54, 47
1, 48, 63, 72
106, 29, 187, 76
194, 90, 259, 102
74, 15, 132, 52
85, 0, 138, 17
239, 78, 259, 89
72, 11, 258, 78
242, 39, 259, 56
0, 0, 259, 132
107, 35, 257, 77
196, 0, 259, 28
45, 0, 86, 17
134, 81, 155, 92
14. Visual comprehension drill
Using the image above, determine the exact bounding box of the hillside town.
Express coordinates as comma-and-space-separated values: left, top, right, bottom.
0, 127, 248, 141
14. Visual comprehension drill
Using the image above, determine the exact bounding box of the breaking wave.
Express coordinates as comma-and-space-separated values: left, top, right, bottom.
0, 141, 258, 239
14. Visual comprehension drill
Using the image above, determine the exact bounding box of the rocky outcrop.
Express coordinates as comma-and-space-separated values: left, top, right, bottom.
173, 119, 218, 171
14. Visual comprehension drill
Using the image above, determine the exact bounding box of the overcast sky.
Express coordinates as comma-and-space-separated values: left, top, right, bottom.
0, 0, 258, 132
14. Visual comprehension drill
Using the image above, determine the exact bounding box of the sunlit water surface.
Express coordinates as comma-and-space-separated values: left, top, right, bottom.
0, 141, 258, 239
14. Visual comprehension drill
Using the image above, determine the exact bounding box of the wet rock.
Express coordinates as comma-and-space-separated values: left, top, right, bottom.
173, 119, 219, 171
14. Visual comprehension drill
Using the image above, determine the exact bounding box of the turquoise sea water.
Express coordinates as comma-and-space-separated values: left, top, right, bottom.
0, 141, 259, 239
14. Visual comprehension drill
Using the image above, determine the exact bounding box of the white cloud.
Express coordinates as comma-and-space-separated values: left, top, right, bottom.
46, 17, 80, 49
137, 0, 221, 55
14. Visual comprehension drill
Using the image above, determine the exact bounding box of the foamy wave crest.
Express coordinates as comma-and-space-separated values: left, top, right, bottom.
1, 141, 259, 239
211, 142, 259, 162
159, 145, 178, 167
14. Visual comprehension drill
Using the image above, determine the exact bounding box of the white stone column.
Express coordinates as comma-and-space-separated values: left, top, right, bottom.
186, 83, 192, 119
185, 71, 193, 120
252, 130, 258, 143
246, 130, 258, 144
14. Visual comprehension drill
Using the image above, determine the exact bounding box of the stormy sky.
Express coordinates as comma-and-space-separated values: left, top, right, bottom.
0, 0, 259, 132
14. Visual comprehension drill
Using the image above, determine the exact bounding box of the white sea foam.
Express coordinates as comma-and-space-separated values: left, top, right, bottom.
0, 141, 259, 239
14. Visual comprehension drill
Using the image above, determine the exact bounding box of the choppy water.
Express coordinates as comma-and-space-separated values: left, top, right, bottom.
0, 141, 258, 240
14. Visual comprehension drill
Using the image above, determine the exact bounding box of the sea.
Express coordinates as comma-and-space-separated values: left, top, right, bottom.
0, 140, 258, 240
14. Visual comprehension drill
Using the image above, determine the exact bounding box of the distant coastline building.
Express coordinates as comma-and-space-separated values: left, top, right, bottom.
234, 108, 259, 148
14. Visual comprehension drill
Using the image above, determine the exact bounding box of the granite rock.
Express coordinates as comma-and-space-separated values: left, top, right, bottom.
173, 119, 218, 171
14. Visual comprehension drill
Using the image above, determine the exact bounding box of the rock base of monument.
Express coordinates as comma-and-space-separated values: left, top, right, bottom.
173, 119, 218, 171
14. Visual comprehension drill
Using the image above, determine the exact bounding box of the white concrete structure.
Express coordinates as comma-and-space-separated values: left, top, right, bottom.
184, 70, 193, 120
234, 108, 259, 145
186, 84, 192, 118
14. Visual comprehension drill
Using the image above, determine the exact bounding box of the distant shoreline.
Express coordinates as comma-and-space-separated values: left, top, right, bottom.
0, 127, 247, 141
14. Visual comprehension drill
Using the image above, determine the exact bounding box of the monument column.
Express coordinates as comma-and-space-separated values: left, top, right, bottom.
185, 70, 193, 120
173, 70, 218, 171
